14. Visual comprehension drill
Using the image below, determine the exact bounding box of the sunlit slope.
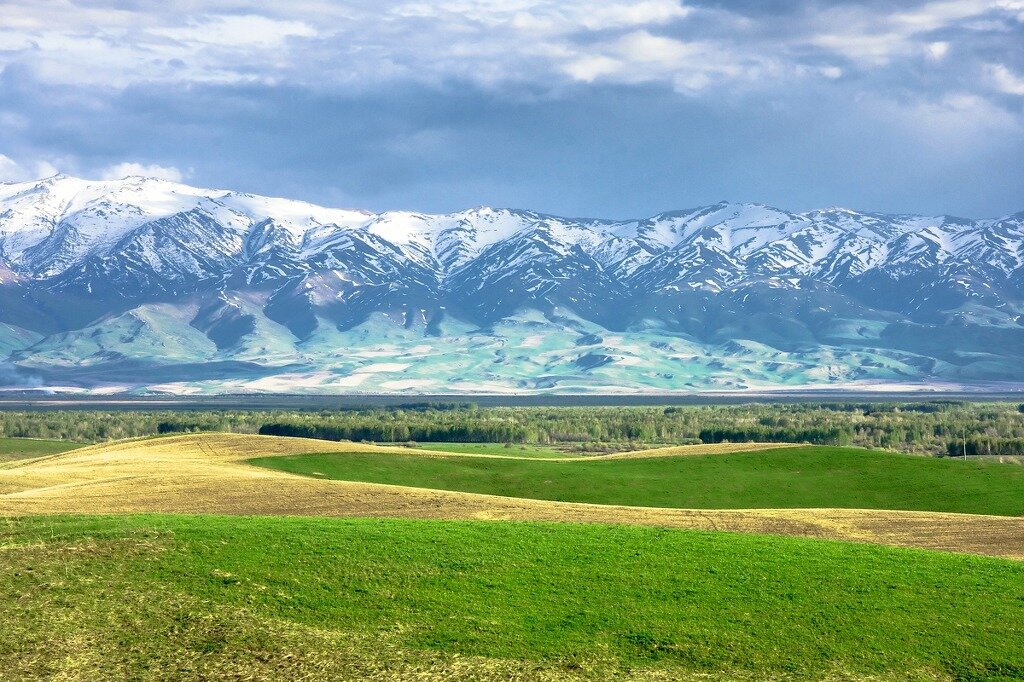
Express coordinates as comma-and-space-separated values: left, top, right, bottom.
1, 433, 1021, 558
4, 515, 1024, 681
253, 446, 1024, 516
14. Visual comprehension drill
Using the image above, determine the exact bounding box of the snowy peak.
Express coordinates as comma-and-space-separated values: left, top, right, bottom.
1, 175, 1022, 322
4, 175, 1024, 393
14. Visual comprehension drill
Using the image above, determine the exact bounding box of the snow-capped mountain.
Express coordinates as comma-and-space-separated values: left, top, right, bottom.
1, 174, 1022, 393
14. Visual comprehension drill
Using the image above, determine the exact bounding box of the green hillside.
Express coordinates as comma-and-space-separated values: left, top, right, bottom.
3, 515, 1023, 680
0, 436, 82, 463
253, 445, 1024, 516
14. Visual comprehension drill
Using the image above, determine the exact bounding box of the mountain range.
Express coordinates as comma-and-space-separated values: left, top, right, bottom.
1, 174, 1022, 394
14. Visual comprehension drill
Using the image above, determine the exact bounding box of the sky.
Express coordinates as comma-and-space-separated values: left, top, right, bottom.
0, 0, 1022, 218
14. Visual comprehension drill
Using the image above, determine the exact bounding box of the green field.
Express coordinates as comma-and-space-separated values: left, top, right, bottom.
408, 441, 573, 458
252, 445, 1024, 516
3, 514, 1023, 680
0, 436, 81, 463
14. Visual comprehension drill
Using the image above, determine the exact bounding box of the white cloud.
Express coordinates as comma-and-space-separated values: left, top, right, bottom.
564, 55, 622, 82
35, 160, 59, 178
616, 31, 696, 64
0, 1, 752, 92
993, 0, 1024, 21
558, 29, 782, 94
811, 30, 914, 65
396, 0, 687, 31
0, 0, 1020, 106
0, 154, 60, 183
867, 92, 1022, 155
810, 0, 1006, 65
890, 0, 995, 31
988, 63, 1024, 95
101, 163, 186, 182
0, 154, 27, 182
151, 14, 317, 49
927, 41, 950, 60
576, 1, 690, 31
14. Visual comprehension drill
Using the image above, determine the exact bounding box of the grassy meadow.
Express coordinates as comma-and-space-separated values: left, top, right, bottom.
3, 426, 1023, 679
0, 436, 81, 463
3, 514, 1023, 680
252, 445, 1024, 516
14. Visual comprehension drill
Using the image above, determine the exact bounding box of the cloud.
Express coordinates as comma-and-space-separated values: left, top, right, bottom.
556, 1, 691, 31
0, 1, 1020, 219
564, 55, 622, 82
559, 29, 785, 94
398, 0, 689, 33
0, 153, 58, 182
819, 66, 843, 80
151, 14, 317, 49
988, 63, 1024, 95
0, 0, 1017, 97
0, 0, 696, 89
100, 162, 186, 182
866, 92, 1022, 153
0, 154, 26, 182
3, 73, 1019, 220
806, 0, 1018, 70
926, 41, 950, 60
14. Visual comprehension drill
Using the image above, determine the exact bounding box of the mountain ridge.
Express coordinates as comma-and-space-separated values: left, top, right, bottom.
1, 175, 1022, 394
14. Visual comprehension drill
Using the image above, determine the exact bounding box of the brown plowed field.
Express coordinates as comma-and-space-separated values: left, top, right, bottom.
2, 433, 1021, 559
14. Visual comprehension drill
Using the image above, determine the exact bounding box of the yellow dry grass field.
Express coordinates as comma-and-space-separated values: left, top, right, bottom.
586, 442, 795, 460
1, 433, 1021, 559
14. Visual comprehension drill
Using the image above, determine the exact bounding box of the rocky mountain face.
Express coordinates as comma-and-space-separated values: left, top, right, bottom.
1, 175, 1022, 393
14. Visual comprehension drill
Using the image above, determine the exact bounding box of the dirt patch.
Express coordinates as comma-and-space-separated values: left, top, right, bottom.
1, 433, 1020, 560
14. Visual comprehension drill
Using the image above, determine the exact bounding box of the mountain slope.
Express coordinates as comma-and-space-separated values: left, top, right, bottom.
1, 175, 1022, 393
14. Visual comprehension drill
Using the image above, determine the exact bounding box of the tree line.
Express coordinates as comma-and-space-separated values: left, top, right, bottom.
1, 401, 1023, 456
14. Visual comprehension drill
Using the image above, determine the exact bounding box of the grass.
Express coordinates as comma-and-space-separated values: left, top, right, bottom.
5, 433, 1021, 558
252, 445, 1024, 516
0, 436, 81, 463
404, 441, 573, 458
2, 514, 1023, 680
